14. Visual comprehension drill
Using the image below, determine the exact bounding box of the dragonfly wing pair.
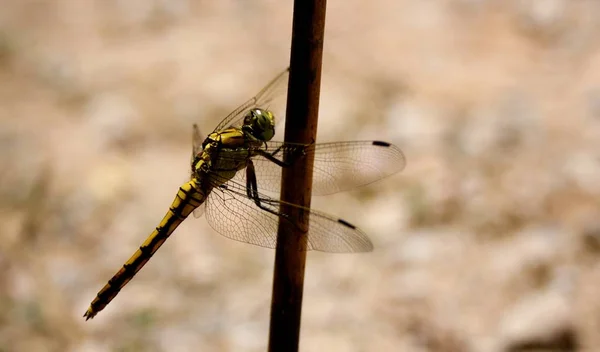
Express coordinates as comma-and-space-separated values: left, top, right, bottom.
198, 140, 405, 252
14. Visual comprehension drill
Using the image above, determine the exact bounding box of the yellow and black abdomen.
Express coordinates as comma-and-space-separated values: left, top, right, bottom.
84, 179, 205, 320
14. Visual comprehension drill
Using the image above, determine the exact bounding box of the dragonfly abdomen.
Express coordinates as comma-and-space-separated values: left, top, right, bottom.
84, 180, 205, 320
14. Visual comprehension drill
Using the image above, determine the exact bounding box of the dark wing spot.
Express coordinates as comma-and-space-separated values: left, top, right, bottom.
337, 218, 356, 229
372, 141, 391, 147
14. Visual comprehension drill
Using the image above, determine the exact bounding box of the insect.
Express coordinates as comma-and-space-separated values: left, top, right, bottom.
84, 68, 405, 320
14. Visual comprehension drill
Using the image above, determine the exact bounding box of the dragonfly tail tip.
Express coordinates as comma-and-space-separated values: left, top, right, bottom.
83, 309, 96, 321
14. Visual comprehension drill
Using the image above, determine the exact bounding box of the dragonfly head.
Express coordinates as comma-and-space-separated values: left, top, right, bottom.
243, 108, 276, 142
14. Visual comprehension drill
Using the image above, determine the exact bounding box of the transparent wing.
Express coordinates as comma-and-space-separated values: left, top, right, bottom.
191, 124, 206, 218
192, 123, 204, 158
203, 174, 373, 253
212, 68, 289, 133
222, 141, 406, 196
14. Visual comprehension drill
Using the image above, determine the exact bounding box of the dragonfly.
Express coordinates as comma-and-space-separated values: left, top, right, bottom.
83, 68, 406, 320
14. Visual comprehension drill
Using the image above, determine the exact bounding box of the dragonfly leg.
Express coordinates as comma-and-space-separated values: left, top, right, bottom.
255, 145, 306, 168
245, 159, 290, 220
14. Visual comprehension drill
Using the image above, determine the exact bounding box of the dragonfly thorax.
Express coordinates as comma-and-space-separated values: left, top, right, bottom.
242, 108, 275, 142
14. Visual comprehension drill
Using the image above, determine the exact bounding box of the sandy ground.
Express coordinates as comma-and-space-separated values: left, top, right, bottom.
1, 0, 600, 351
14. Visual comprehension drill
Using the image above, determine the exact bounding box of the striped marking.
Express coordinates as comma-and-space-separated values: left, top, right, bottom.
84, 180, 205, 320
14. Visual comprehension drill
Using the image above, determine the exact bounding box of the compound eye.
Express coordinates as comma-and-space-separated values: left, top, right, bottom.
254, 110, 275, 141
243, 110, 257, 125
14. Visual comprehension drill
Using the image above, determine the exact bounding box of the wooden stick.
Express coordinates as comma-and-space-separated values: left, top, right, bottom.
267, 0, 327, 351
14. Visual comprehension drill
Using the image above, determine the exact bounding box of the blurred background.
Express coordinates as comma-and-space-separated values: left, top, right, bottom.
1, 0, 600, 351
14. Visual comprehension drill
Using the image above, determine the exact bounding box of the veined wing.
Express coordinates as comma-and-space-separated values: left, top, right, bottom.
212, 68, 289, 133
224, 141, 406, 196
191, 124, 206, 218
204, 174, 373, 253
192, 123, 204, 161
